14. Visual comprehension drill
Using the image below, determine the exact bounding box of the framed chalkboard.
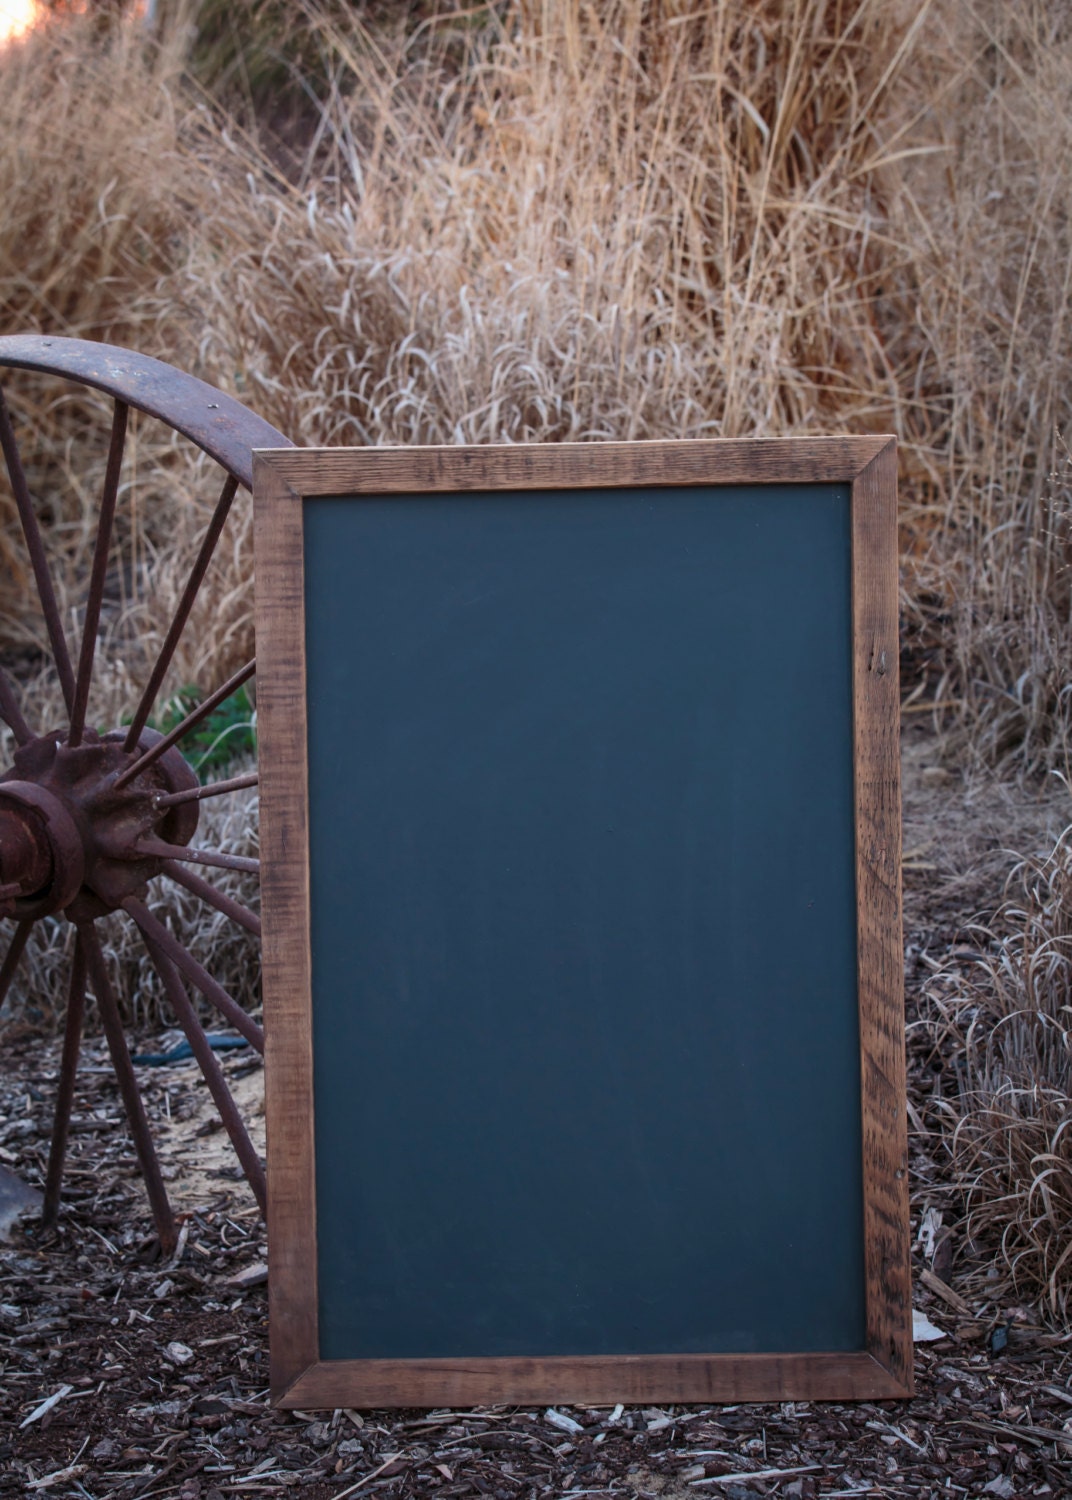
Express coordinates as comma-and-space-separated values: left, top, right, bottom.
253, 438, 910, 1409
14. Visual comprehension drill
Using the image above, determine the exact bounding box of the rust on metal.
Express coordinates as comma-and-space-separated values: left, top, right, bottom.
123, 473, 241, 751
0, 802, 53, 900
162, 859, 261, 938
143, 936, 267, 1213
123, 897, 265, 1054
0, 779, 86, 918
0, 334, 293, 490
69, 400, 129, 748
0, 385, 76, 711
139, 840, 259, 876
0, 334, 280, 1234
42, 934, 87, 1228
0, 727, 198, 920
155, 770, 259, 809
82, 921, 178, 1253
0, 334, 280, 1236
115, 658, 256, 790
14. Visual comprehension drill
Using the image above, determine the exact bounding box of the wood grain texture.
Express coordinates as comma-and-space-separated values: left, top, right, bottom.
278, 1352, 907, 1409
851, 438, 913, 1397
254, 435, 911, 1407
255, 435, 889, 496
251, 453, 320, 1401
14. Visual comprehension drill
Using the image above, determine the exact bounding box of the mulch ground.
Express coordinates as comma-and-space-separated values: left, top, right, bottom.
3, 1027, 1071, 1500
2, 735, 1072, 1499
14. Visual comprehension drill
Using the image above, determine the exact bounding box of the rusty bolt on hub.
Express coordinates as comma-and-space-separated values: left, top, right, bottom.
0, 728, 200, 922
0, 334, 273, 1242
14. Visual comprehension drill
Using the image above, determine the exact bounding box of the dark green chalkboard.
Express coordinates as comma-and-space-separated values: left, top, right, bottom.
255, 438, 911, 1408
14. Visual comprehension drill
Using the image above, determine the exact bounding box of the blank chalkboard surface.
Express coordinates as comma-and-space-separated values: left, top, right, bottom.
253, 438, 911, 1409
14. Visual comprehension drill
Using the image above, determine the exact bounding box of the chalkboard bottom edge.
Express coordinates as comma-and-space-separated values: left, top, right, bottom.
272, 1349, 912, 1409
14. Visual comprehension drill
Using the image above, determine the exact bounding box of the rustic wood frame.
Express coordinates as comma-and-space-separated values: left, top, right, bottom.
252, 436, 910, 1409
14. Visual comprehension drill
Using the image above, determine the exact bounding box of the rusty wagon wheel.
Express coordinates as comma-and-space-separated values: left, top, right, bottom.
0, 334, 294, 1252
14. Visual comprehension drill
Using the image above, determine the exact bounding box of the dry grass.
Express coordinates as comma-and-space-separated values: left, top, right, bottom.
0, 5, 253, 699
183, 0, 935, 448
906, 4, 1072, 773
3, 0, 1071, 749
920, 828, 1072, 1321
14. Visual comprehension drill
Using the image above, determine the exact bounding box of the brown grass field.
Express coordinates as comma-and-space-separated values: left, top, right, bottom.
1, 0, 1071, 1323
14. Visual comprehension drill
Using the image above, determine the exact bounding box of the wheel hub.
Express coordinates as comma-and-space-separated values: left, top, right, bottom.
0, 333, 274, 1242
0, 728, 200, 920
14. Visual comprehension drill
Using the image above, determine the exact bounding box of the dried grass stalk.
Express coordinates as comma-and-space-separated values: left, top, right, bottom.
921, 826, 1072, 1320
4, 1, 1072, 765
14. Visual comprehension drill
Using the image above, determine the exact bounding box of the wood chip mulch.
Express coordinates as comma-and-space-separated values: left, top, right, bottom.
1, 962, 1071, 1500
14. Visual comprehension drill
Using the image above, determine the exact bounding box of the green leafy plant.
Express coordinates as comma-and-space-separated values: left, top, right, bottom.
152, 684, 256, 780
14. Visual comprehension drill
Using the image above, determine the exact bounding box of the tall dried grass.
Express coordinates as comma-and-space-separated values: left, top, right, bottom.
3, 0, 1071, 752
130, 0, 1072, 773
0, 7, 246, 703
920, 830, 1072, 1320
0, 0, 937, 1024
906, 3, 1072, 773
182, 0, 933, 448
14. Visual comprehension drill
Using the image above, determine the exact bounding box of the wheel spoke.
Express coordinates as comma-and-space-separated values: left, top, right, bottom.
0, 386, 76, 714
0, 340, 282, 1251
155, 770, 258, 810
80, 921, 177, 1253
114, 658, 255, 790
123, 474, 240, 753
162, 859, 261, 938
139, 840, 259, 876
141, 934, 266, 1213
0, 919, 32, 1010
42, 932, 87, 1228
122, 897, 264, 1053
0, 664, 32, 745
68, 401, 128, 748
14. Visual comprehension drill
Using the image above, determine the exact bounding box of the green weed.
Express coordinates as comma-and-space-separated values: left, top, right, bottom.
149, 683, 256, 779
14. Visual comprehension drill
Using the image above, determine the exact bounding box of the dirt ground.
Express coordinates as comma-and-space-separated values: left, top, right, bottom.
2, 727, 1072, 1500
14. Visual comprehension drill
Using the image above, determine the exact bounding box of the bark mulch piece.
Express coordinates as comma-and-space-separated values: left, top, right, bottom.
2, 1023, 1071, 1500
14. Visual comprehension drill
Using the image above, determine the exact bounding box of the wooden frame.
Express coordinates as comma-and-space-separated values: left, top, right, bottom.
252, 436, 911, 1409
